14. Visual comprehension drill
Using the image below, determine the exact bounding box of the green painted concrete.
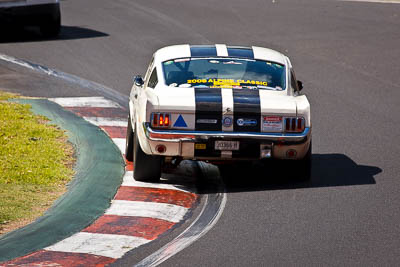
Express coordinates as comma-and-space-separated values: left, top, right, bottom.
0, 99, 125, 262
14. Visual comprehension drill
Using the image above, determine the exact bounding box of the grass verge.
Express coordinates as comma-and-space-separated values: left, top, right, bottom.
0, 90, 75, 234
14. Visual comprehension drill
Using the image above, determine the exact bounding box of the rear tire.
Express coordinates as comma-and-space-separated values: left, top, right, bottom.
133, 128, 161, 182
125, 114, 134, 161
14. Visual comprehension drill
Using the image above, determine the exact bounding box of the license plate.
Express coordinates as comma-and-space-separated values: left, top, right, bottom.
214, 141, 239, 151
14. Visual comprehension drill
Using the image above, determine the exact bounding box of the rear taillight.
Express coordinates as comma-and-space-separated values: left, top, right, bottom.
151, 113, 170, 128
284, 117, 305, 133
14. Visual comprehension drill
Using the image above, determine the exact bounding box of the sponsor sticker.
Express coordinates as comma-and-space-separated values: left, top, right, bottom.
237, 118, 257, 126
222, 116, 233, 127
197, 119, 217, 124
262, 116, 282, 132
173, 115, 188, 128
187, 78, 268, 87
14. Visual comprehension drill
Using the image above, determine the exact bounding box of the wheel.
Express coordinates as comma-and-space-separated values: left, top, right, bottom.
133, 128, 161, 182
291, 142, 312, 181
40, 8, 61, 37
125, 114, 134, 161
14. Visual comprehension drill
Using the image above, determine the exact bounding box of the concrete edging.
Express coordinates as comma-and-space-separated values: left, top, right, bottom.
0, 99, 125, 262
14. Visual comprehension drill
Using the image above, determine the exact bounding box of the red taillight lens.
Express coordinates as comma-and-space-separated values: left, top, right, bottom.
153, 113, 158, 126
291, 118, 296, 131
152, 113, 171, 128
297, 118, 304, 131
284, 117, 305, 133
285, 118, 291, 131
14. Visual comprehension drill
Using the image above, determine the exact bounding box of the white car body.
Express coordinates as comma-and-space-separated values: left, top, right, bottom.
127, 44, 311, 181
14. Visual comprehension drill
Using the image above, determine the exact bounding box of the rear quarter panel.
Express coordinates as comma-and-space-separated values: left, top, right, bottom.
295, 95, 311, 127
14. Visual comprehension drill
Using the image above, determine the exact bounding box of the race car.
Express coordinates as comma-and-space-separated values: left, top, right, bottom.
0, 0, 61, 37
125, 44, 311, 182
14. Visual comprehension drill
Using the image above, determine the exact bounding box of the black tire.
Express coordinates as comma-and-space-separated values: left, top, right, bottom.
133, 129, 162, 182
125, 114, 134, 161
40, 9, 61, 37
291, 142, 312, 181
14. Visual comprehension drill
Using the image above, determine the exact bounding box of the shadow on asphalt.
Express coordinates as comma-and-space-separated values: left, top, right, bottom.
0, 24, 108, 43
197, 153, 382, 194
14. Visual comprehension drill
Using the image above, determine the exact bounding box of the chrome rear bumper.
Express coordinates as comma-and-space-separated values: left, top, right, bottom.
143, 123, 311, 160
144, 123, 310, 144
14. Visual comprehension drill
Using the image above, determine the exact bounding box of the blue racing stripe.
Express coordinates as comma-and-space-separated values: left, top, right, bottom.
190, 45, 217, 57
227, 46, 254, 59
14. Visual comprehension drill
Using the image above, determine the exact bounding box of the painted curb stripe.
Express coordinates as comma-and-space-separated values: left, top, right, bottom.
105, 200, 189, 223
112, 138, 126, 153
114, 186, 197, 208
83, 117, 128, 127
100, 126, 127, 138
0, 99, 125, 263
49, 96, 121, 108
0, 96, 198, 265
65, 107, 127, 118
0, 53, 203, 264
0, 250, 115, 267
125, 160, 134, 171
134, 161, 226, 267
45, 232, 150, 259
83, 215, 175, 240
122, 171, 192, 192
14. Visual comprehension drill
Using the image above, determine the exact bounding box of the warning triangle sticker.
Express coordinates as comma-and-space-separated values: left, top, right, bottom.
173, 115, 188, 128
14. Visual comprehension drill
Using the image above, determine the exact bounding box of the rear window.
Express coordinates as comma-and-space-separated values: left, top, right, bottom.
162, 57, 286, 90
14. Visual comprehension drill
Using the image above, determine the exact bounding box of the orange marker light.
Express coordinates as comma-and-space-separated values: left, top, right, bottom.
164, 114, 169, 126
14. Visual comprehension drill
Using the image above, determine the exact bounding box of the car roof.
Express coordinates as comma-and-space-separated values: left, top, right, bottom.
154, 44, 288, 65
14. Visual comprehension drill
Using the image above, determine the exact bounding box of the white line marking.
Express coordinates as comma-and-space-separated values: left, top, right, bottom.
340, 0, 400, 3
105, 200, 188, 223
135, 162, 227, 267
112, 138, 126, 153
83, 117, 127, 127
0, 54, 37, 72
122, 171, 192, 193
45, 232, 150, 259
49, 97, 121, 108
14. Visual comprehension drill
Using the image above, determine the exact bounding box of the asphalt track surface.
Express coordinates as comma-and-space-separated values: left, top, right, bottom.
1, 0, 400, 265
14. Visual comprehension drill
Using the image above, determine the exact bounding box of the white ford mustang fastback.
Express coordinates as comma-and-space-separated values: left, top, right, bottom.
126, 44, 311, 182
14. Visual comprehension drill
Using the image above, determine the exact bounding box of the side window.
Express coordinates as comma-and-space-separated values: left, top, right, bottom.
147, 68, 158, 88
290, 70, 298, 92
